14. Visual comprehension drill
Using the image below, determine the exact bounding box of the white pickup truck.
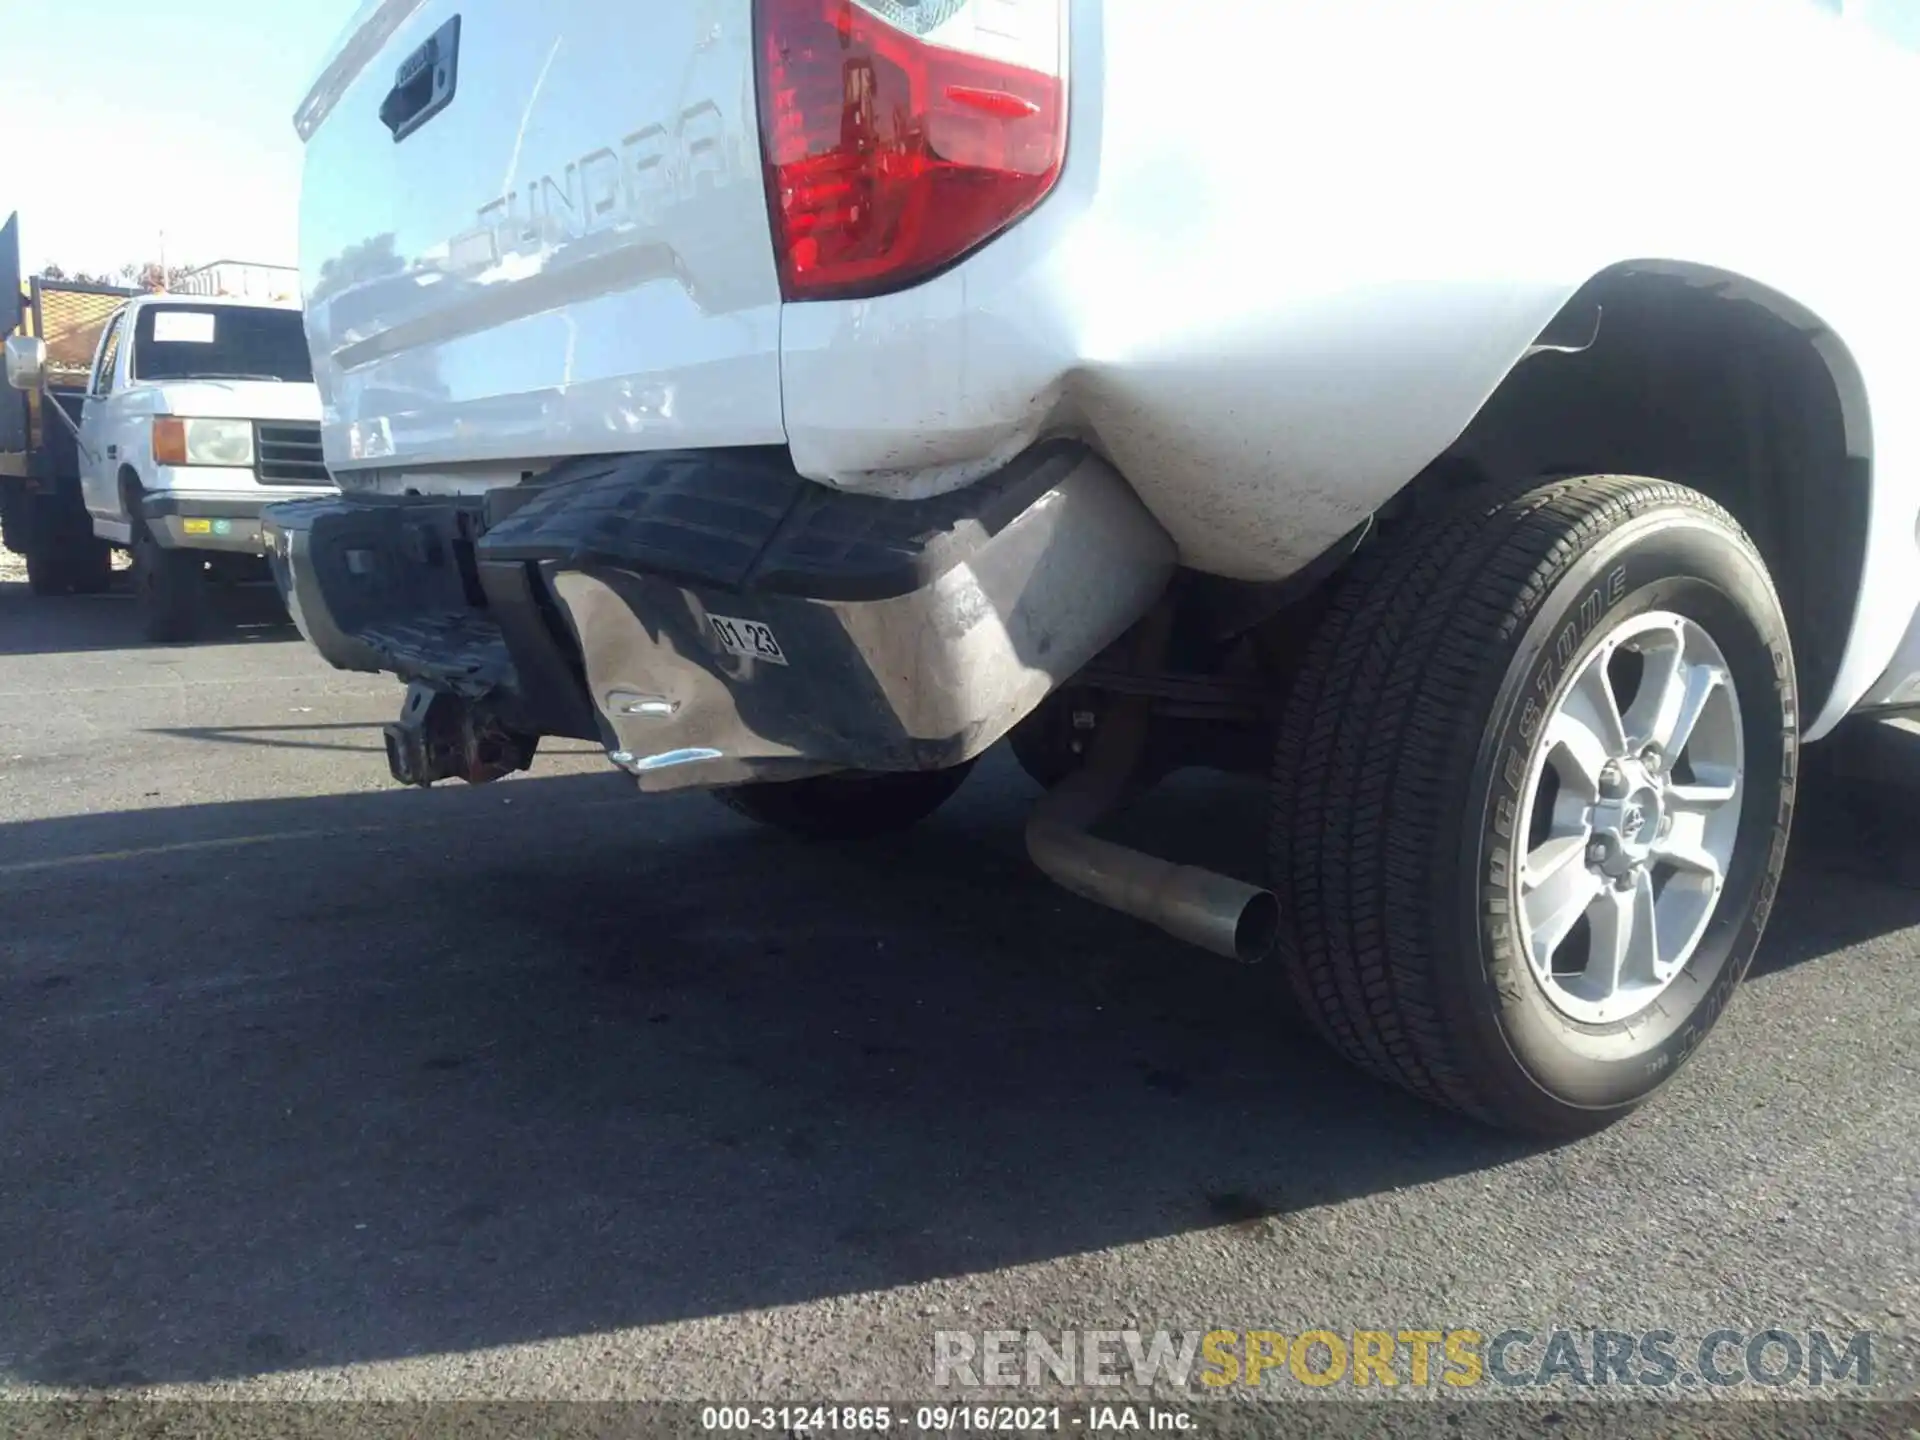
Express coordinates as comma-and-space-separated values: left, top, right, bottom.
5, 287, 335, 640
270, 0, 1920, 1134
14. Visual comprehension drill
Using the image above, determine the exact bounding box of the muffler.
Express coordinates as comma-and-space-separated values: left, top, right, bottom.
1024, 621, 1279, 963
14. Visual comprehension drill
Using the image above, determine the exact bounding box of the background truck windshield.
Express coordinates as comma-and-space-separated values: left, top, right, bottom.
131, 304, 312, 384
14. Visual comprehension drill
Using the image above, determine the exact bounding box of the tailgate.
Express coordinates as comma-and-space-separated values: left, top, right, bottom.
296, 0, 785, 478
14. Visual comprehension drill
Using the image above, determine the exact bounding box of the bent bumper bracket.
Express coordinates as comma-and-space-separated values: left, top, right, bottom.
266, 440, 1176, 790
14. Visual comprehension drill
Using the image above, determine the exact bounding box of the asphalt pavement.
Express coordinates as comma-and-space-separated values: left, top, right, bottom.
1, 563, 1916, 1418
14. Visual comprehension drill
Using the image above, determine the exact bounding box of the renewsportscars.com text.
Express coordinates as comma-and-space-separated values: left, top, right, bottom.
933, 1327, 1877, 1391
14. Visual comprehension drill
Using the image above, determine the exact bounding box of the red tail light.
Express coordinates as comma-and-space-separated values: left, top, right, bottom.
755, 0, 1068, 302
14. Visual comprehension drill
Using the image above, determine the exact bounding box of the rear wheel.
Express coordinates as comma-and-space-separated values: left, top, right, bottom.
24, 546, 66, 597
67, 538, 113, 594
715, 762, 976, 840
132, 531, 205, 643
22, 526, 112, 599
1271, 475, 1795, 1136
25, 534, 112, 597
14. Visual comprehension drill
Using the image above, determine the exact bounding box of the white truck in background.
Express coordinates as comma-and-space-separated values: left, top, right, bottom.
270, 0, 1920, 1135
4, 222, 335, 641
2, 228, 134, 600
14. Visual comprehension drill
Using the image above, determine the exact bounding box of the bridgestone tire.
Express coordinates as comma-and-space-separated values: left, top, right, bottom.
133, 532, 205, 643
714, 762, 976, 841
1271, 475, 1796, 1135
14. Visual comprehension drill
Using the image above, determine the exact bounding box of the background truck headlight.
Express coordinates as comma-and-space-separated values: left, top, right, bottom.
153, 417, 255, 467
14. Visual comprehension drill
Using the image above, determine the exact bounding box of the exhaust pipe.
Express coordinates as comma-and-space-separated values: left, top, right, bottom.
1024, 646, 1279, 963
1028, 803, 1280, 962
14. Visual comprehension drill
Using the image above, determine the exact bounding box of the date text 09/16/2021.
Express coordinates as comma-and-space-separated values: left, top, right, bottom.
700, 1405, 1192, 1433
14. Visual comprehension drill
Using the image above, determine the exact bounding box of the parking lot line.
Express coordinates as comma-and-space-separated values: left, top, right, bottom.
0, 795, 636, 876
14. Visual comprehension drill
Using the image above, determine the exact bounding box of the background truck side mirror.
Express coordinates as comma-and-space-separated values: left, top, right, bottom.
4, 335, 47, 391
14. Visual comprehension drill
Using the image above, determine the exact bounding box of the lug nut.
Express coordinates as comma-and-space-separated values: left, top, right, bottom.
1642, 746, 1663, 773
1599, 762, 1626, 796
1588, 839, 1610, 865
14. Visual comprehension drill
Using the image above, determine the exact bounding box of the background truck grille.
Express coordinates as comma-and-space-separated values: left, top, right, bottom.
255, 422, 330, 486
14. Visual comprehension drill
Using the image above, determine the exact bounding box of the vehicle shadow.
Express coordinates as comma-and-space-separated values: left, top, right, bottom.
141, 722, 392, 755
0, 576, 298, 656
0, 757, 1914, 1389
1754, 719, 1920, 976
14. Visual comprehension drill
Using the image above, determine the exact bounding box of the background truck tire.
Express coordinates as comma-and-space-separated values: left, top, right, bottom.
132, 531, 204, 643
25, 534, 112, 597
714, 762, 977, 841
1271, 475, 1796, 1136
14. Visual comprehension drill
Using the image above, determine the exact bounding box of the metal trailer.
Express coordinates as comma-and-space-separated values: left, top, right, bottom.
170, 260, 300, 303
1, 213, 137, 594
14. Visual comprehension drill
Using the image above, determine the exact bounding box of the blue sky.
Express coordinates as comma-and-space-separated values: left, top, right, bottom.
1, 0, 362, 277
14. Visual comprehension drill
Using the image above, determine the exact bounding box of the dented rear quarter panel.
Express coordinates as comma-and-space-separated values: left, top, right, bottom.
298, 0, 1920, 737
785, 0, 1920, 737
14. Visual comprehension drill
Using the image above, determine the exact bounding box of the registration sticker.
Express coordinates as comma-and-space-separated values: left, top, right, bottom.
708, 614, 788, 665
182, 518, 212, 535
153, 311, 217, 344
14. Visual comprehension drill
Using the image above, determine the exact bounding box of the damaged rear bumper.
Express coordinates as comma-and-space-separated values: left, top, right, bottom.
262, 442, 1174, 791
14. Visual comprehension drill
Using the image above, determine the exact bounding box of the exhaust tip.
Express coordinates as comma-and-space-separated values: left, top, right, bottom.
1234, 890, 1281, 964
1154, 867, 1281, 964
